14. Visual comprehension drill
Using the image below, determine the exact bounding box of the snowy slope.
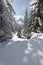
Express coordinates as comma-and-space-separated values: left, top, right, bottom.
0, 33, 43, 65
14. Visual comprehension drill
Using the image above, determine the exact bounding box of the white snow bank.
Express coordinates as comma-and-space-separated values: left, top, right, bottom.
12, 32, 43, 42
31, 32, 43, 39
12, 33, 27, 42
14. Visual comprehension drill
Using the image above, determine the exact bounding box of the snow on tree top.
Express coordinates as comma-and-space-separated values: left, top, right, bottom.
7, 0, 12, 5
30, 0, 37, 5
30, 0, 37, 10
3, 0, 12, 6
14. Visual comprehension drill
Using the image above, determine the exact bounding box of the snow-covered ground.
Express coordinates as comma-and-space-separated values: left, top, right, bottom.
0, 33, 43, 65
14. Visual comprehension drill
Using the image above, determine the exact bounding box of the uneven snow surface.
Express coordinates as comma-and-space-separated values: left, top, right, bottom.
0, 33, 43, 65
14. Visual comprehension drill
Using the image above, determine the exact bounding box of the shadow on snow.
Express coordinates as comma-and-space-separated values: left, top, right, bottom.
0, 37, 43, 65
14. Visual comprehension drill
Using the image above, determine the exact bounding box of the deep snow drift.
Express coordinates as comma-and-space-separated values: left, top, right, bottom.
0, 33, 43, 65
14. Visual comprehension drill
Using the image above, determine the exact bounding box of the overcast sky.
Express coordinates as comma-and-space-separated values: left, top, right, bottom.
12, 0, 31, 16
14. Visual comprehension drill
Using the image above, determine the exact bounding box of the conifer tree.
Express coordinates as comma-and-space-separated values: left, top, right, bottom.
0, 0, 15, 42
23, 7, 31, 39
30, 0, 43, 33
23, 7, 28, 34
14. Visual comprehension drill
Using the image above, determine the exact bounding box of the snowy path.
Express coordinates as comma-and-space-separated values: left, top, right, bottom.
0, 34, 43, 65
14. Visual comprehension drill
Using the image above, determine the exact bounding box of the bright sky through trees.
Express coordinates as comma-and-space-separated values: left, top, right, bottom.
12, 0, 31, 16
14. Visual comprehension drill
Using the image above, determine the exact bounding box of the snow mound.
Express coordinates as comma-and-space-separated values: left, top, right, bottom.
31, 32, 43, 39
12, 33, 27, 41
12, 32, 43, 42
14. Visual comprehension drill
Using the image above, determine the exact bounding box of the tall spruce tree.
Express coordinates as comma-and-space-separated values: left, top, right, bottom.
38, 0, 43, 32
23, 7, 28, 34
0, 0, 15, 42
30, 0, 43, 33
23, 7, 31, 39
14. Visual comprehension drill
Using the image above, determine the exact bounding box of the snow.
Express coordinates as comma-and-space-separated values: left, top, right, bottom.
31, 32, 43, 39
3, 0, 12, 6
7, 0, 13, 5
30, 0, 37, 5
14, 15, 24, 25
30, 0, 37, 10
15, 15, 24, 21
17, 21, 23, 25
12, 33, 27, 41
0, 33, 43, 65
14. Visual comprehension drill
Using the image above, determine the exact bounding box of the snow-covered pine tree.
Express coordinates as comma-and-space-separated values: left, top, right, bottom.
23, 7, 31, 39
38, 0, 43, 32
23, 7, 28, 34
29, 0, 43, 33
29, 1, 40, 33
0, 0, 15, 42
